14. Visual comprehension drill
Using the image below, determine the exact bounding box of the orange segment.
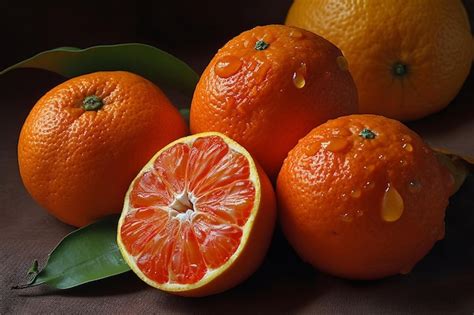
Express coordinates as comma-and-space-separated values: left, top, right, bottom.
117, 132, 276, 296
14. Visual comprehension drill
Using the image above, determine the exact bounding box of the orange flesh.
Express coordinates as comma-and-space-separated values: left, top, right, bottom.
120, 136, 255, 285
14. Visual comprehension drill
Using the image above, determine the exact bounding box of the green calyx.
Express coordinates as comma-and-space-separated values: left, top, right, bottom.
255, 40, 269, 51
82, 95, 104, 111
359, 128, 376, 139
392, 62, 408, 77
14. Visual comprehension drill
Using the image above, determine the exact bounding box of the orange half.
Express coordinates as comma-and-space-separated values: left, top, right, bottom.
117, 132, 276, 296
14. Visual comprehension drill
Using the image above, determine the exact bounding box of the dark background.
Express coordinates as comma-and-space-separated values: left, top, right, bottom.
1, 1, 474, 314
2, 0, 471, 73
0, 0, 294, 74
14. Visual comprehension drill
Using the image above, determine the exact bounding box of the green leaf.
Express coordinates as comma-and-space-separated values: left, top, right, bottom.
26, 260, 39, 277
12, 216, 130, 290
0, 43, 199, 97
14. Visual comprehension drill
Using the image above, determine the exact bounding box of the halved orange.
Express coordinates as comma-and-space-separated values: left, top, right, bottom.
117, 132, 276, 296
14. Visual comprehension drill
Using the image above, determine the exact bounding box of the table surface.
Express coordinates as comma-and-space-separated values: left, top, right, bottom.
0, 64, 473, 314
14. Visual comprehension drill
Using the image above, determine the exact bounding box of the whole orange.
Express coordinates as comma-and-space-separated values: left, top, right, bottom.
18, 71, 187, 227
277, 114, 454, 279
190, 24, 358, 178
286, 0, 473, 121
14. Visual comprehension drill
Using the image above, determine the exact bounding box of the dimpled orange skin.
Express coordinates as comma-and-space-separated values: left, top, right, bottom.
18, 71, 187, 227
277, 114, 454, 279
190, 24, 358, 179
286, 0, 473, 121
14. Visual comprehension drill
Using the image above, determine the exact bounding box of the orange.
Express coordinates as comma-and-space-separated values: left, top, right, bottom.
18, 71, 187, 227
117, 132, 276, 296
190, 24, 358, 179
277, 114, 454, 279
286, 0, 473, 121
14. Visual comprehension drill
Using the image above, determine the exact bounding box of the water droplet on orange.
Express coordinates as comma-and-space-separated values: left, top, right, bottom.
408, 180, 422, 193
292, 72, 305, 88
350, 188, 361, 198
381, 184, 404, 222
289, 30, 303, 38
323, 138, 349, 152
215, 55, 242, 78
292, 62, 307, 89
336, 56, 348, 71
403, 143, 413, 152
340, 213, 353, 222
399, 159, 407, 166
356, 210, 364, 217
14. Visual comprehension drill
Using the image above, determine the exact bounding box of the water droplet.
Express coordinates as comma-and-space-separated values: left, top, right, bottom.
399, 159, 407, 166
381, 183, 404, 222
341, 193, 349, 201
340, 213, 353, 222
292, 62, 307, 89
323, 138, 349, 152
356, 210, 364, 217
403, 143, 413, 152
350, 188, 361, 198
214, 55, 242, 78
336, 56, 348, 71
378, 154, 385, 160
363, 181, 375, 190
292, 72, 305, 88
408, 180, 422, 193
289, 30, 303, 38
